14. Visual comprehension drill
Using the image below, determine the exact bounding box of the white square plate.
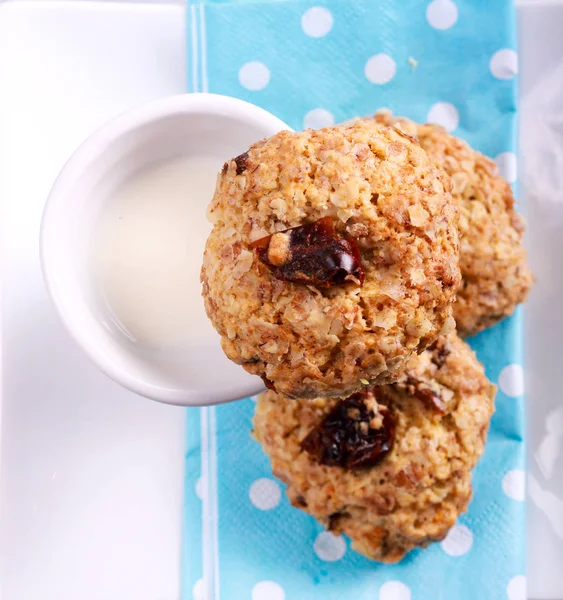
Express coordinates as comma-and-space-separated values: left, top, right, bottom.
0, 2, 186, 600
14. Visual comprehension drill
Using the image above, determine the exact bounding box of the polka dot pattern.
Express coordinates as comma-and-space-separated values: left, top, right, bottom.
185, 2, 526, 598
426, 0, 458, 30
441, 524, 473, 556
506, 575, 526, 600
313, 531, 346, 561
490, 49, 518, 80
502, 469, 526, 502
379, 581, 412, 600
496, 152, 518, 184
301, 7, 333, 38
239, 61, 270, 91
303, 108, 335, 129
498, 364, 524, 397
364, 54, 396, 85
249, 478, 282, 510
427, 102, 459, 132
252, 581, 285, 600
192, 578, 204, 600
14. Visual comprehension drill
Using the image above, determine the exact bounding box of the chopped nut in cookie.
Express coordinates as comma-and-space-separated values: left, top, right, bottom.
407, 377, 448, 413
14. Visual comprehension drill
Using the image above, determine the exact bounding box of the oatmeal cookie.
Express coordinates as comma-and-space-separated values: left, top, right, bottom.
253, 332, 495, 562
372, 112, 533, 337
201, 121, 460, 398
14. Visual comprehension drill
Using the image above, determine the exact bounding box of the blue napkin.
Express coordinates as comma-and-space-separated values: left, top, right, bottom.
183, 1, 526, 599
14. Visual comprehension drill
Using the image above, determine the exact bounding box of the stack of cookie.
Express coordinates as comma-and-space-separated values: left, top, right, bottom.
201, 114, 532, 562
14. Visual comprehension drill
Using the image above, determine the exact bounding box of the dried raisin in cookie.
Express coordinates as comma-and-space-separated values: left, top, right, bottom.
372, 111, 533, 337
201, 121, 460, 398
253, 332, 495, 563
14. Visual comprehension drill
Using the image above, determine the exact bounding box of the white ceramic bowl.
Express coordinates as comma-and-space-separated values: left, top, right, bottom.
40, 93, 290, 406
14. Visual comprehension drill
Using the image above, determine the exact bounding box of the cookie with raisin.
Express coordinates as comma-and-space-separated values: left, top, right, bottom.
202, 121, 460, 398
253, 332, 495, 562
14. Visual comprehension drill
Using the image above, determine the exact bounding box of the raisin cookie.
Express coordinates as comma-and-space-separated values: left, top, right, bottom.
202, 121, 460, 398
253, 332, 495, 562
372, 112, 533, 337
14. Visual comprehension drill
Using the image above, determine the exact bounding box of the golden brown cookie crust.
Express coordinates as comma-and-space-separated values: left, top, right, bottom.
373, 112, 533, 337
253, 332, 496, 563
202, 121, 460, 398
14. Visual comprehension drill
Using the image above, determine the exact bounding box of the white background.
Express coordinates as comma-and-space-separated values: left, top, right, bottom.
0, 1, 562, 599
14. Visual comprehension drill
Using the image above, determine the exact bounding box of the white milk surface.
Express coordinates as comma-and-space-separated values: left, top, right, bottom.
90, 155, 221, 353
